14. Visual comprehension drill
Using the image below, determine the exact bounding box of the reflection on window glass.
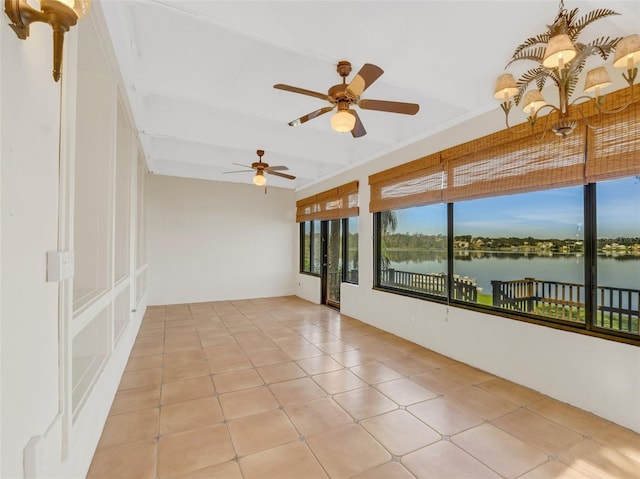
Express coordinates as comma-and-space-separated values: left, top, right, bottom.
378, 204, 448, 297
327, 219, 342, 304
596, 176, 640, 335
347, 217, 359, 283
454, 187, 584, 322
301, 222, 311, 273
312, 220, 321, 274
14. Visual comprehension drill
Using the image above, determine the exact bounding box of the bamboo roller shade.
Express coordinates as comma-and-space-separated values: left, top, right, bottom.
369, 85, 640, 213
296, 181, 359, 222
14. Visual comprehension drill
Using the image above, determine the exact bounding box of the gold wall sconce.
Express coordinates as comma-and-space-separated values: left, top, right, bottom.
5, 0, 91, 81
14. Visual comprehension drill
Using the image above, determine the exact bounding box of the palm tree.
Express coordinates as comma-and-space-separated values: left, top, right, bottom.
379, 210, 398, 268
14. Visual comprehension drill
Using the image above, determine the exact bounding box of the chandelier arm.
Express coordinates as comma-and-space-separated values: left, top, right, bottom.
535, 104, 562, 117
500, 101, 528, 133
501, 102, 531, 133
572, 101, 599, 130
530, 114, 554, 143
570, 89, 635, 116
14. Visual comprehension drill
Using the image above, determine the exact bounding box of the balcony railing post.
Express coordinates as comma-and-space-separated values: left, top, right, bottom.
492, 280, 502, 308
525, 277, 535, 312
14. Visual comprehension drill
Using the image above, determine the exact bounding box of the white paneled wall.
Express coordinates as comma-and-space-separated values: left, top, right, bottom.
1, 2, 149, 477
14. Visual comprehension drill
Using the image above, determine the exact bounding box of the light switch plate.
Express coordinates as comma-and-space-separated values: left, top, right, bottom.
47, 251, 74, 282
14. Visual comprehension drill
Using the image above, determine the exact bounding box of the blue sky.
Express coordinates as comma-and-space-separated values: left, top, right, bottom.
394, 177, 639, 238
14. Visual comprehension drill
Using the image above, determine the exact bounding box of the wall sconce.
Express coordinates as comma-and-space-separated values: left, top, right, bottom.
5, 0, 91, 82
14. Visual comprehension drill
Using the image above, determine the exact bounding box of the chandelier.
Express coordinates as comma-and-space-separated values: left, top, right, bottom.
494, 0, 640, 138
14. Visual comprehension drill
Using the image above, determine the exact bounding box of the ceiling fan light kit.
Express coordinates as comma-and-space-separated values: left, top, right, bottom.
331, 108, 356, 133
495, 0, 640, 139
274, 60, 419, 138
252, 170, 267, 186
224, 150, 296, 188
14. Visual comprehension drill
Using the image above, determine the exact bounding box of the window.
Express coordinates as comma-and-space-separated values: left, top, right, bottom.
300, 221, 311, 273
346, 217, 359, 283
312, 220, 321, 275
300, 217, 358, 284
454, 187, 584, 321
300, 220, 321, 275
297, 181, 359, 282
373, 179, 639, 341
595, 177, 640, 334
376, 204, 447, 298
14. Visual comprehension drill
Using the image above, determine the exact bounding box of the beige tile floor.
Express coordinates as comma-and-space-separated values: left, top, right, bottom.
87, 296, 640, 479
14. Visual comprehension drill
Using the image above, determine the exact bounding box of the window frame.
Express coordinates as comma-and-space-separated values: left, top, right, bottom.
300, 217, 359, 284
343, 216, 358, 285
373, 181, 639, 345
299, 220, 320, 277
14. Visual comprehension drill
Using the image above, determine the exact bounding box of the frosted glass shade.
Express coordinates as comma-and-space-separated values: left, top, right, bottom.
253, 171, 266, 186
331, 110, 356, 133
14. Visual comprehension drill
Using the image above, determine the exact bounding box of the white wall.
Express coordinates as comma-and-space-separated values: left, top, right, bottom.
1, 18, 63, 479
296, 108, 640, 434
147, 175, 297, 305
1, 3, 149, 478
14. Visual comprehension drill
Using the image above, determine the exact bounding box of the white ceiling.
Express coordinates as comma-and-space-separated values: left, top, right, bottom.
99, 0, 640, 190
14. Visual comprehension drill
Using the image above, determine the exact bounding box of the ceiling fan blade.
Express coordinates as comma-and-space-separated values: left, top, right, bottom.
232, 163, 254, 168
288, 106, 335, 127
267, 165, 289, 171
268, 170, 296, 180
223, 169, 254, 174
350, 110, 367, 138
358, 99, 420, 115
346, 63, 384, 98
274, 84, 329, 101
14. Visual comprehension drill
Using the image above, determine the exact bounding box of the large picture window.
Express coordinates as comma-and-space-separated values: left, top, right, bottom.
595, 176, 640, 334
373, 178, 639, 341
454, 187, 585, 320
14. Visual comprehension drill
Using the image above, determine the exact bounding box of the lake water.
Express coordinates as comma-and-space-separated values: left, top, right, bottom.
387, 251, 639, 295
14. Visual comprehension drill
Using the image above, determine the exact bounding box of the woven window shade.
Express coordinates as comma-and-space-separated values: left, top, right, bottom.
443, 123, 586, 202
367, 86, 639, 212
369, 154, 444, 212
296, 181, 359, 222
586, 88, 640, 182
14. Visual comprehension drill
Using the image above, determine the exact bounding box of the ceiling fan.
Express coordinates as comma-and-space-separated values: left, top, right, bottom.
274, 60, 420, 138
224, 149, 296, 188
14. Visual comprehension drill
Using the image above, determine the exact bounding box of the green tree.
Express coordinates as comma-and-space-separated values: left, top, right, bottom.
380, 210, 398, 268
